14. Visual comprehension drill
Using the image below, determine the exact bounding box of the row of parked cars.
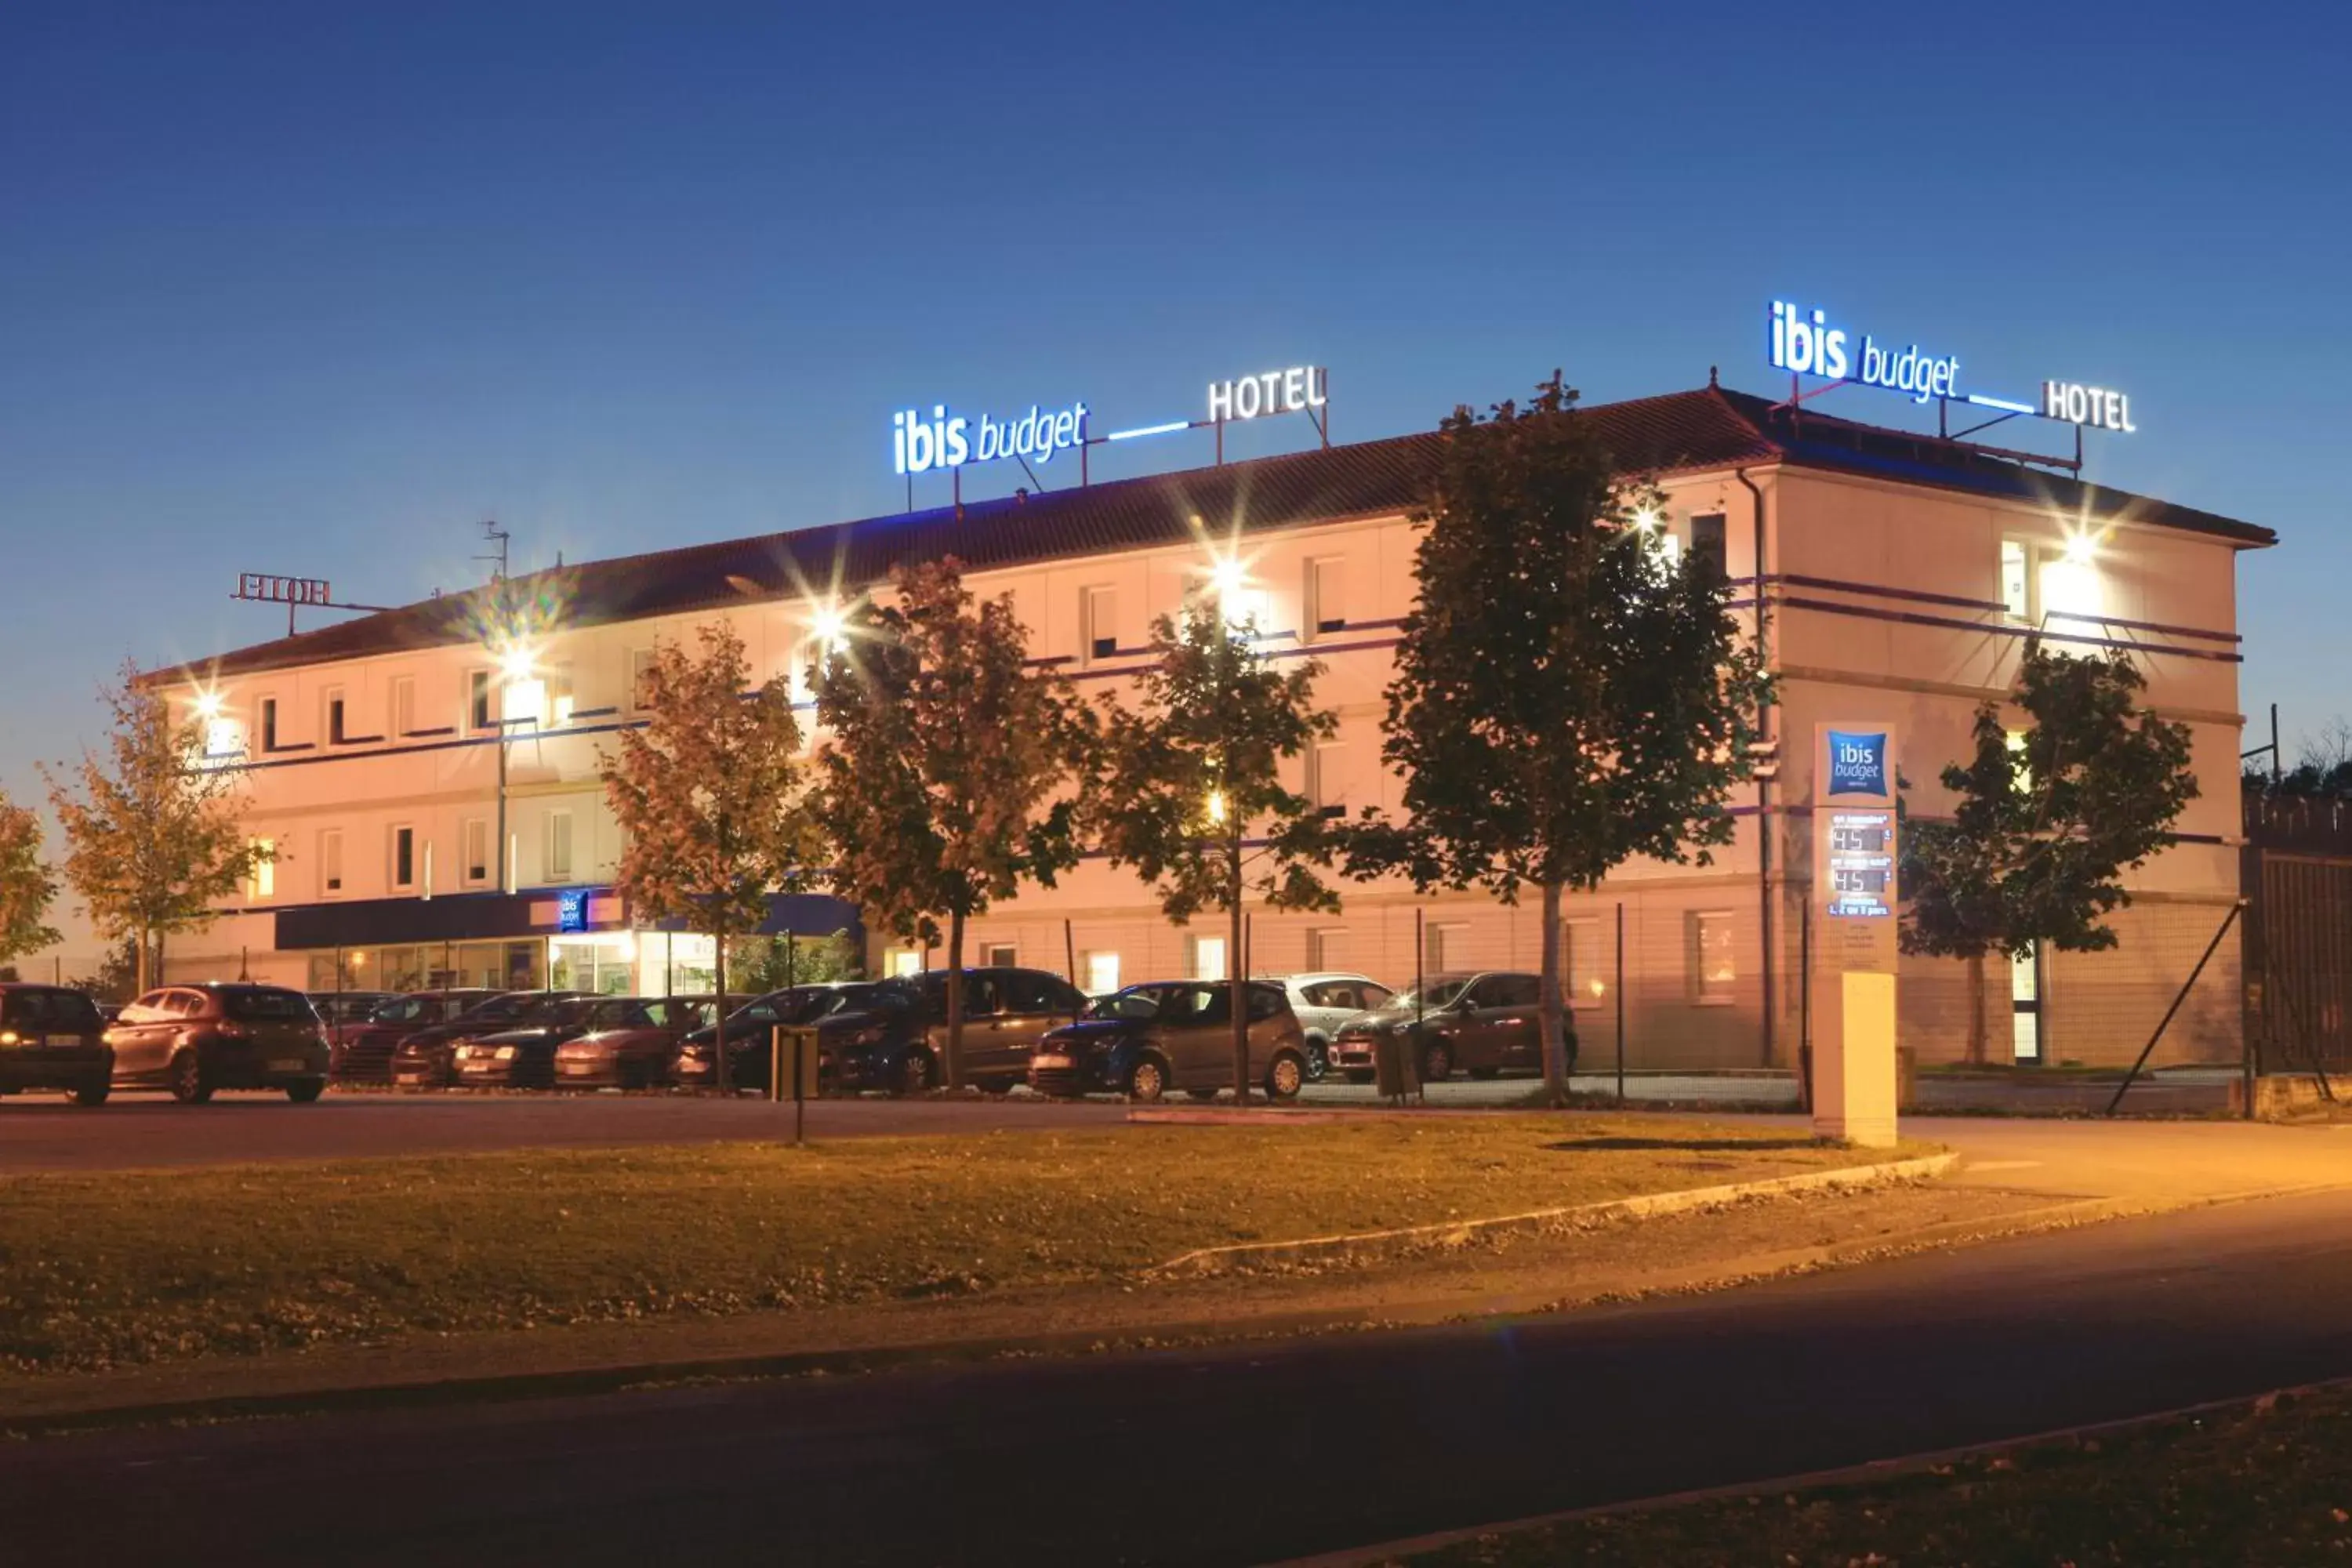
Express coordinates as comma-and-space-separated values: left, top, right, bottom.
0, 966, 1579, 1107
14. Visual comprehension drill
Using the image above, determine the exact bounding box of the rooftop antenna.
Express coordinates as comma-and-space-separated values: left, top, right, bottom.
475, 519, 510, 583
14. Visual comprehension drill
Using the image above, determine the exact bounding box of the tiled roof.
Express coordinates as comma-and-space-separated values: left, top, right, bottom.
180, 383, 2270, 681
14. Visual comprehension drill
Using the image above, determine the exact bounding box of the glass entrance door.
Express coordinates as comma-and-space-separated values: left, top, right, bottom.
2010, 943, 2042, 1063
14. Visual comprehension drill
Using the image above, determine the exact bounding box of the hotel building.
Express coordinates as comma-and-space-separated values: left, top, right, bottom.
159, 381, 2270, 1069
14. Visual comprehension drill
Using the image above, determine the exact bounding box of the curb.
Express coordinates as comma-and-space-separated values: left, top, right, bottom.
1269, 1369, 2352, 1567
1146, 1152, 1960, 1276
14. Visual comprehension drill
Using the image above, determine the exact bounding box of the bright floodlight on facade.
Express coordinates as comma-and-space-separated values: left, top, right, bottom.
1208, 555, 1247, 602
809, 602, 848, 653
495, 643, 536, 684
1632, 506, 1663, 532
2062, 530, 2099, 565
192, 688, 225, 720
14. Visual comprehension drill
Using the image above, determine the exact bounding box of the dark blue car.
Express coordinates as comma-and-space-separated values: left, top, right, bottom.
1027, 980, 1308, 1103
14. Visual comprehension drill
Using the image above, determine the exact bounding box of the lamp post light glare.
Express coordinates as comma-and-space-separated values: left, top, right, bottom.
2061, 530, 2099, 566
1206, 789, 1228, 826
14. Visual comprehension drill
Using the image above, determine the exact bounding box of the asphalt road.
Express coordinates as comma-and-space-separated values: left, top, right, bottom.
7, 1187, 2351, 1566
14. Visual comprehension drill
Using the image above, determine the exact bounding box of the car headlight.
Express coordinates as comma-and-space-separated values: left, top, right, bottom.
494, 1045, 516, 1061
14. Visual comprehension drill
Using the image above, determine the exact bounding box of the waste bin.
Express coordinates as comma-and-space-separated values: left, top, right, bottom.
1373, 1030, 1421, 1102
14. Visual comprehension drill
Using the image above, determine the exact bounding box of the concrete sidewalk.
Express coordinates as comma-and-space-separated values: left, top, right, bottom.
1922, 1115, 2352, 1207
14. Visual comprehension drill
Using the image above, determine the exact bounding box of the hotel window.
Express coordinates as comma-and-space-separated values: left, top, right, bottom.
1189, 933, 1229, 982
1689, 513, 1727, 581
1426, 921, 1470, 976
1309, 739, 1351, 818
1690, 911, 1736, 1004
1563, 918, 1602, 1008
390, 825, 417, 891
1305, 557, 1346, 641
1084, 950, 1121, 996
324, 688, 347, 745
549, 666, 575, 727
1082, 586, 1118, 664
2001, 538, 2034, 621
463, 818, 490, 886
259, 697, 278, 752
319, 829, 343, 896
390, 676, 416, 737
630, 649, 659, 712
467, 670, 493, 733
886, 947, 923, 978
247, 837, 274, 900
1308, 927, 1347, 973
545, 811, 574, 884
982, 942, 1017, 968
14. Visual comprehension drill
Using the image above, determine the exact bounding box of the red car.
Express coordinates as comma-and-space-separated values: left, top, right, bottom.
329, 989, 498, 1083
550, 996, 725, 1089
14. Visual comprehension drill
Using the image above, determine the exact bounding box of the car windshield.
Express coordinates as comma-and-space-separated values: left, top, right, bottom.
1099, 985, 1171, 1021
1388, 977, 1474, 1012
223, 988, 315, 1022
372, 996, 429, 1023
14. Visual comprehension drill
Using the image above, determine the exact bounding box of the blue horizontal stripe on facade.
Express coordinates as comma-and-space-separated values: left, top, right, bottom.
271, 889, 862, 951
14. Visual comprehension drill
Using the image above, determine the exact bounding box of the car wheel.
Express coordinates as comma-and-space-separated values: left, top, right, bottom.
168, 1051, 213, 1104
1303, 1038, 1330, 1082
1343, 1069, 1374, 1086
285, 1079, 325, 1104
70, 1079, 110, 1108
1126, 1057, 1167, 1104
1419, 1041, 1453, 1083
895, 1051, 937, 1097
1265, 1051, 1305, 1102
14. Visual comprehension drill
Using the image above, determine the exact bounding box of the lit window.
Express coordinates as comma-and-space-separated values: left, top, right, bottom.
1691, 912, 1736, 1004
249, 837, 274, 900
1191, 934, 1229, 982
887, 948, 922, 978
549, 666, 575, 727
2000, 539, 2033, 621
1084, 951, 1122, 995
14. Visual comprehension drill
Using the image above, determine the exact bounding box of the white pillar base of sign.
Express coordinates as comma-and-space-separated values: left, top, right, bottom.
1812, 970, 1900, 1148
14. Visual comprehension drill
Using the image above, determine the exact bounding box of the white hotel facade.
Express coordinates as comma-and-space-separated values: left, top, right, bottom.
159, 382, 2270, 1070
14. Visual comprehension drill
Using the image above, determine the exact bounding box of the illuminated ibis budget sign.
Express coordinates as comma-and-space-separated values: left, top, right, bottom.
892, 399, 1090, 477
1768, 299, 2135, 430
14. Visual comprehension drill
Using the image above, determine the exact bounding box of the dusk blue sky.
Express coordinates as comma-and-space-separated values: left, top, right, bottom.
2, 1, 2343, 966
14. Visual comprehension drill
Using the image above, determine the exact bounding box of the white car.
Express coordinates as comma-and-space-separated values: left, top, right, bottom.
1257, 972, 1395, 1081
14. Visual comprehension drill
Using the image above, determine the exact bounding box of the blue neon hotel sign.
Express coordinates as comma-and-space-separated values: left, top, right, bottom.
893, 399, 1089, 477
1825, 731, 1889, 798
1769, 301, 1959, 405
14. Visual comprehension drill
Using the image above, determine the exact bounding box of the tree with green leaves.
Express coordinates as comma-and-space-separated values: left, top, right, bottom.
1349, 374, 1771, 1105
812, 557, 1094, 1091
1089, 601, 1341, 1103
1901, 642, 2197, 1062
44, 665, 270, 994
601, 622, 822, 1092
0, 789, 61, 970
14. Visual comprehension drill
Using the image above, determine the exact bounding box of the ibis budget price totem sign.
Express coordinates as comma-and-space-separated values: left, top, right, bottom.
1811, 724, 1900, 1146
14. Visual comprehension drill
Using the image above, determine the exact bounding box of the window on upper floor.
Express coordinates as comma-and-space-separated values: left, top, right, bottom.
1308, 739, 1352, 819
1082, 585, 1118, 665
1305, 557, 1346, 641
389, 825, 417, 891
323, 688, 347, 746
259, 697, 279, 753
630, 649, 659, 713
467, 670, 494, 734
1689, 513, 1727, 581
2002, 538, 2035, 621
390, 676, 417, 737
545, 811, 575, 883
247, 837, 274, 900
463, 818, 490, 887
319, 829, 343, 896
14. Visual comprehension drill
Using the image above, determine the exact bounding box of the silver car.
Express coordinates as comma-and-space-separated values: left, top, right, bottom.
1257, 972, 1394, 1081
